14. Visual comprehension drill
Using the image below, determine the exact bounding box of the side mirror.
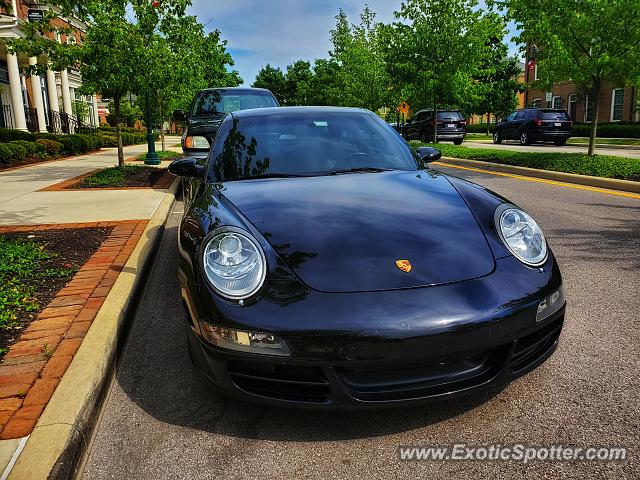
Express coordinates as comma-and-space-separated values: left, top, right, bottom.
416, 146, 442, 163
168, 157, 205, 177
173, 110, 187, 122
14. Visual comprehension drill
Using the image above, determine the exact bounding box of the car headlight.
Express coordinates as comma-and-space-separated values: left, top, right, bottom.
184, 135, 210, 149
202, 228, 266, 299
495, 204, 547, 266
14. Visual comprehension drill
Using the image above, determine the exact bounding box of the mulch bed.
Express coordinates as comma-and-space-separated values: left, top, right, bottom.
0, 220, 148, 439
0, 150, 102, 173
0, 227, 112, 357
77, 167, 168, 189
39, 168, 174, 191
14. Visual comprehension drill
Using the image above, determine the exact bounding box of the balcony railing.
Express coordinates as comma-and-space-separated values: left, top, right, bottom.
48, 110, 62, 134
0, 105, 14, 130
60, 112, 98, 135
25, 108, 39, 133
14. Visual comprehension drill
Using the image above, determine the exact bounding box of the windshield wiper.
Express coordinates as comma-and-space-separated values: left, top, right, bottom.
230, 173, 308, 181
324, 167, 393, 176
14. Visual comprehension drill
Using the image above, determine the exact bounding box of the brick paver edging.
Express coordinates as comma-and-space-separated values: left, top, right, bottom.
38, 169, 174, 192
0, 220, 148, 439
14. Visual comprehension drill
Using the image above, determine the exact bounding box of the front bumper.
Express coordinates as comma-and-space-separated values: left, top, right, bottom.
181, 254, 565, 408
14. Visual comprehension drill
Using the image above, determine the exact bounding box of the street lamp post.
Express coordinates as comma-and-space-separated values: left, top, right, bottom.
144, 90, 160, 165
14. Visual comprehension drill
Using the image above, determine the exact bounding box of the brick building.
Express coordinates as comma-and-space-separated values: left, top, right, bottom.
0, 0, 99, 133
524, 62, 639, 124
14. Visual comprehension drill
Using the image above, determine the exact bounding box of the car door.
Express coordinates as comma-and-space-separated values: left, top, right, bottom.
509, 110, 527, 138
405, 111, 421, 139
500, 111, 518, 139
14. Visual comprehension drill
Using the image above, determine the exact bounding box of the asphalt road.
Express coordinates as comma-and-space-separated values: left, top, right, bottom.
464, 140, 640, 158
82, 167, 639, 479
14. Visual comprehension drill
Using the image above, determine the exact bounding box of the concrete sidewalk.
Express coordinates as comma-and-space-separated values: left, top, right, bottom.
0, 137, 182, 225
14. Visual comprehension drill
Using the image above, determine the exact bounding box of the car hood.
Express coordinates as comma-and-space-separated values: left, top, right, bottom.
219, 170, 495, 293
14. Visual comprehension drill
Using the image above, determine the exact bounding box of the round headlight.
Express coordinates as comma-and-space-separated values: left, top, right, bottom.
496, 205, 547, 266
202, 228, 266, 299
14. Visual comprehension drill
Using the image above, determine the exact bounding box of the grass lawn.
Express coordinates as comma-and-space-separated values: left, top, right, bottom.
465, 134, 640, 146
421, 143, 640, 181
134, 150, 182, 161
79, 165, 166, 188
0, 237, 75, 339
567, 137, 640, 146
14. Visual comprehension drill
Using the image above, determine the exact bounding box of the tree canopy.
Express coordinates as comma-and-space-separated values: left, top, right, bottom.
500, 0, 640, 155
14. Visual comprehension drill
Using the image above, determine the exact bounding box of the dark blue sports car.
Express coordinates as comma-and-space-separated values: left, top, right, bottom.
169, 107, 565, 407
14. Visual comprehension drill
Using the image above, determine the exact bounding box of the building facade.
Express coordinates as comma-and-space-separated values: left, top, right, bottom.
0, 0, 99, 133
524, 62, 639, 124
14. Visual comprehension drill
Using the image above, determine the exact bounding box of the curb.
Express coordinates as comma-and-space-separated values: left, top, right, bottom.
7, 178, 180, 480
465, 139, 640, 151
437, 157, 640, 194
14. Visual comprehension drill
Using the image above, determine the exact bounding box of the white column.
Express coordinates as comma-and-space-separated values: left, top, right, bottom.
60, 68, 73, 115
6, 53, 27, 131
91, 95, 99, 126
45, 65, 60, 113
28, 57, 47, 132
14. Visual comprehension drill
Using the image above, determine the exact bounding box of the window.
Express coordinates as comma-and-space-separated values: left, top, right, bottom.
585, 95, 593, 122
532, 98, 542, 108
191, 90, 278, 117
67, 35, 77, 45
505, 111, 517, 121
552, 96, 563, 109
611, 88, 624, 121
514, 111, 526, 120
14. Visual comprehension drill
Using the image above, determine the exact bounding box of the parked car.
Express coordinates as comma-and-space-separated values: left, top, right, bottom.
168, 106, 565, 408
402, 109, 466, 144
174, 87, 279, 157
493, 108, 573, 146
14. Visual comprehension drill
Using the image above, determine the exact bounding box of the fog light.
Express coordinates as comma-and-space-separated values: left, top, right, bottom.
185, 135, 210, 149
536, 286, 565, 322
200, 321, 291, 356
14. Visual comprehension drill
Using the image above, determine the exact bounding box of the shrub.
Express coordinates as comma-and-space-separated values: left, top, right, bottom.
34, 132, 59, 141
57, 134, 89, 155
9, 140, 45, 158
0, 128, 36, 143
99, 135, 118, 147
466, 124, 495, 133
572, 122, 640, 138
0, 143, 27, 164
77, 134, 102, 151
36, 138, 63, 157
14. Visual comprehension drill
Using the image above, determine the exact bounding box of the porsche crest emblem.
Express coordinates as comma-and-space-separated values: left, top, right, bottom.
395, 259, 412, 272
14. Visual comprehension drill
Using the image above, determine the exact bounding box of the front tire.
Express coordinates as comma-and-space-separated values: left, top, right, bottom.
519, 130, 531, 146
493, 131, 502, 144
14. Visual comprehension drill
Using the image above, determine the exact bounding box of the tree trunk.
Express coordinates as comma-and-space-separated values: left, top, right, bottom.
433, 97, 438, 144
158, 99, 165, 152
486, 113, 491, 136
114, 95, 124, 167
588, 80, 602, 157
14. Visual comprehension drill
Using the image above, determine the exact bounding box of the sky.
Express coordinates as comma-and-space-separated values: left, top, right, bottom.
188, 0, 520, 86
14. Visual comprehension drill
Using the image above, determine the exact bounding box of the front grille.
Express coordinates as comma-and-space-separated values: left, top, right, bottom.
511, 316, 563, 373
336, 348, 506, 402
228, 361, 331, 404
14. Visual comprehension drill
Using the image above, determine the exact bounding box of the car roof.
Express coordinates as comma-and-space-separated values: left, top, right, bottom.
196, 87, 274, 94
229, 106, 372, 119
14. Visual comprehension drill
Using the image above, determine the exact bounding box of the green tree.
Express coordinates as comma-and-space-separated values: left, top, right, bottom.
330, 6, 391, 111
471, 14, 523, 133
252, 64, 288, 104
387, 0, 489, 142
107, 99, 143, 127
308, 59, 341, 106
285, 60, 313, 105
501, 0, 640, 156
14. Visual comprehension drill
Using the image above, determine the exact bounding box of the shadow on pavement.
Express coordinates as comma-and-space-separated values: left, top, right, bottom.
116, 223, 506, 442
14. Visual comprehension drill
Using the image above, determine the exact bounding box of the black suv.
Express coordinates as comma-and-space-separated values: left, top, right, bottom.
175, 87, 279, 156
402, 109, 466, 144
493, 108, 572, 146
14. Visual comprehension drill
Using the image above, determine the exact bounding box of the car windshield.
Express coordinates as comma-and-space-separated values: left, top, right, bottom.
540, 110, 570, 120
191, 90, 278, 117
209, 111, 418, 181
